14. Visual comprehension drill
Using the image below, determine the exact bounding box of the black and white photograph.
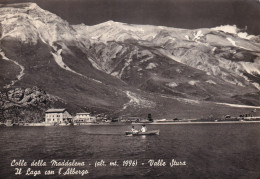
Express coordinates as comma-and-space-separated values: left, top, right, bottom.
0, 0, 260, 178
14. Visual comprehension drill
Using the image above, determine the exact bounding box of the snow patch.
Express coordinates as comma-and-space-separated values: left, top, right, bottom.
240, 61, 260, 76
212, 25, 255, 40
88, 57, 103, 71
137, 50, 153, 63
188, 80, 199, 86
51, 49, 75, 72
51, 48, 102, 84
140, 56, 153, 63
226, 37, 237, 47
158, 26, 165, 30
226, 37, 250, 50
146, 63, 158, 69
123, 91, 155, 109
1, 49, 25, 88
167, 82, 178, 88
217, 102, 260, 109
206, 80, 216, 85
238, 32, 254, 40
252, 83, 260, 90
119, 58, 132, 78
111, 71, 119, 77
28, 3, 39, 10
177, 98, 200, 104
185, 35, 190, 40
0, 50, 9, 61
213, 25, 238, 34
157, 49, 184, 64
193, 30, 204, 41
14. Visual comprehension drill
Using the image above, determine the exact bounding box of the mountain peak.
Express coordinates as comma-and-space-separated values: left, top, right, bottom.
95, 20, 125, 27
27, 2, 40, 9
1, 2, 260, 120
0, 2, 75, 45
103, 20, 118, 24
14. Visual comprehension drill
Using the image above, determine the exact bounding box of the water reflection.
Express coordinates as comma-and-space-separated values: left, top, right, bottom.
0, 124, 260, 178
141, 135, 147, 140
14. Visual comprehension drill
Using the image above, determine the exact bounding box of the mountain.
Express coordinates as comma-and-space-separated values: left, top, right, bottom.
1, 3, 260, 121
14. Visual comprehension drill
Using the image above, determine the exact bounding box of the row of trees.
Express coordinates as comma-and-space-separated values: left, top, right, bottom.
0, 105, 45, 123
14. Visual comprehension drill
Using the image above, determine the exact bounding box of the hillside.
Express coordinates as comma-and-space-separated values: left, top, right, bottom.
0, 3, 260, 121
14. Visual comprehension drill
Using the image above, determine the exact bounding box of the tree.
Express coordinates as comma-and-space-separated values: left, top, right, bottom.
148, 113, 153, 122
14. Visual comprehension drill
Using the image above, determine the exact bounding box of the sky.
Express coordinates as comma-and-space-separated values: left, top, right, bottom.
0, 0, 260, 35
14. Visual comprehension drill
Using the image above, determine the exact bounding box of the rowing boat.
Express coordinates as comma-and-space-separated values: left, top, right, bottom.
125, 130, 160, 136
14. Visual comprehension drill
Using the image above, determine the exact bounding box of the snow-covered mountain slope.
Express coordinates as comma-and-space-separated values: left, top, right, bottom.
73, 21, 260, 50
75, 21, 260, 90
73, 20, 260, 90
73, 21, 161, 43
0, 48, 24, 88
0, 3, 79, 46
1, 3, 260, 119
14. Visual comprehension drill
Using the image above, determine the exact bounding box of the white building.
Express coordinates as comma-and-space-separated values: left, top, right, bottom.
45, 109, 72, 124
73, 113, 96, 124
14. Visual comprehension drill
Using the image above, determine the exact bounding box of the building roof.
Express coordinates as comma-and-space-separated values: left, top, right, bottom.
76, 113, 90, 115
45, 108, 67, 113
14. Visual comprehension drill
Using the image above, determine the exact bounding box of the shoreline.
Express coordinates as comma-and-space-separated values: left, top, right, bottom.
149, 121, 260, 125
2, 120, 260, 127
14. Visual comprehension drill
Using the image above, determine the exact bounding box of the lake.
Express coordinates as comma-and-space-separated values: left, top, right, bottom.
0, 123, 260, 178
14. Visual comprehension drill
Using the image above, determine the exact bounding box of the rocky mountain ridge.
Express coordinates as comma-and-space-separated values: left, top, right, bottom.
0, 3, 260, 121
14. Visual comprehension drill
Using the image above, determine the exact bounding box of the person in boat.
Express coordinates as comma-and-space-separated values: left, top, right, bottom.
131, 126, 138, 133
140, 125, 147, 132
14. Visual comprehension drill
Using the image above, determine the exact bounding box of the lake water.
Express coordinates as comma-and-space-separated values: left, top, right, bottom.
0, 123, 260, 178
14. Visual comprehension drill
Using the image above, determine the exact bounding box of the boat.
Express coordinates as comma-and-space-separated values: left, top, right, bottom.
125, 130, 160, 136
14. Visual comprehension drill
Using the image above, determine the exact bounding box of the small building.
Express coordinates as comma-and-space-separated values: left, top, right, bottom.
73, 113, 96, 125
45, 108, 72, 124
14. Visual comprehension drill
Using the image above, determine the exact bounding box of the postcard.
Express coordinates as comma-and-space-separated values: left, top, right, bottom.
0, 0, 260, 178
